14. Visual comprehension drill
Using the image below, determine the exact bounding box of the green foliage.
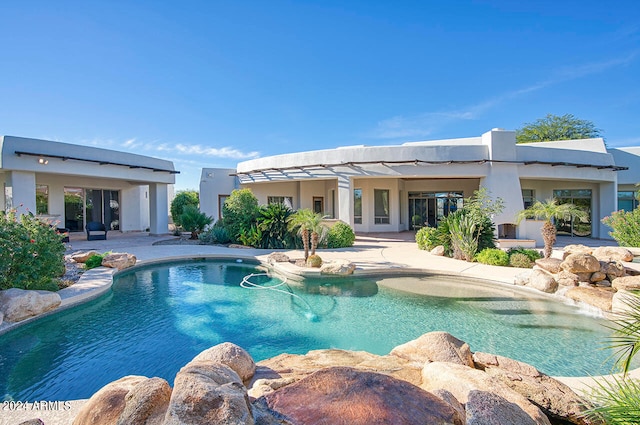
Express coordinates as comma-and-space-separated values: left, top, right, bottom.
223, 189, 260, 244
288, 209, 328, 259
198, 222, 231, 245
238, 225, 262, 247
326, 222, 356, 248
256, 203, 295, 249
448, 211, 479, 261
85, 253, 106, 269
516, 113, 602, 144
180, 205, 213, 239
602, 208, 640, 247
170, 190, 199, 227
306, 254, 323, 267
508, 252, 534, 268
507, 247, 542, 262
475, 248, 509, 266
415, 226, 439, 250
0, 210, 66, 291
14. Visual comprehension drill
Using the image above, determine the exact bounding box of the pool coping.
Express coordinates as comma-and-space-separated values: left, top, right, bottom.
1, 252, 639, 401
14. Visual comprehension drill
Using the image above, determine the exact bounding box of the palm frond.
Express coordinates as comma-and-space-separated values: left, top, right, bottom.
582, 375, 640, 424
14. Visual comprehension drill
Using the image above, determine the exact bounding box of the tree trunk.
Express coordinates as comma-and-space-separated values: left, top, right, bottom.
302, 229, 310, 260
541, 220, 557, 258
311, 231, 318, 256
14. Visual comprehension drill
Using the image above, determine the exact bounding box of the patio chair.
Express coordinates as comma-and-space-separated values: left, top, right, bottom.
86, 221, 108, 241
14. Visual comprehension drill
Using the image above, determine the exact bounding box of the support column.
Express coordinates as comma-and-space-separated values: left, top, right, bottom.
336, 176, 353, 226
598, 181, 617, 240
148, 183, 169, 235
5, 171, 36, 216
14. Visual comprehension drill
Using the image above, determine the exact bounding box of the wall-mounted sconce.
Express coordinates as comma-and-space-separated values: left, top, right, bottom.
38, 157, 49, 165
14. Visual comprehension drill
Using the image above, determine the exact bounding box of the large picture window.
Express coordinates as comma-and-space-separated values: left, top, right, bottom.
618, 191, 639, 211
374, 189, 390, 224
553, 189, 591, 237
354, 189, 362, 224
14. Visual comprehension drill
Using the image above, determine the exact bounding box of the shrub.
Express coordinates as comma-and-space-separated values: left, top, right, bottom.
223, 189, 260, 244
85, 253, 106, 269
180, 205, 213, 239
170, 190, 199, 227
415, 226, 439, 250
306, 254, 323, 267
507, 247, 542, 262
327, 222, 356, 248
256, 203, 295, 249
509, 252, 534, 268
475, 248, 509, 266
0, 210, 66, 291
199, 222, 231, 245
602, 209, 640, 247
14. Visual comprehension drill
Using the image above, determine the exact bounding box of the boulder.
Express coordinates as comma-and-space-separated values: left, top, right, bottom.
68, 250, 99, 263
261, 366, 464, 425
432, 389, 466, 421
561, 254, 601, 274
534, 258, 562, 274
600, 261, 626, 282
0, 288, 61, 322
101, 253, 137, 270
562, 244, 593, 257
590, 271, 607, 283
191, 342, 256, 381
575, 272, 594, 283
592, 246, 634, 262
527, 269, 558, 293
73, 375, 166, 425
116, 377, 171, 425
431, 245, 445, 256
611, 289, 639, 315
612, 275, 640, 291
320, 259, 356, 275
565, 287, 613, 311
555, 270, 579, 287
164, 362, 253, 425
390, 331, 475, 367
267, 252, 289, 264
420, 362, 551, 425
474, 352, 595, 425
465, 390, 540, 425
514, 271, 532, 286
18, 420, 44, 425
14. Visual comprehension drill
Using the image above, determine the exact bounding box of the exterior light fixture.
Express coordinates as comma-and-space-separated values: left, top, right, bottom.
38, 157, 49, 165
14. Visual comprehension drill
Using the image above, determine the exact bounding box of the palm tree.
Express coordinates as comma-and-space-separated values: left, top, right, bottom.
515, 198, 589, 258
287, 209, 328, 260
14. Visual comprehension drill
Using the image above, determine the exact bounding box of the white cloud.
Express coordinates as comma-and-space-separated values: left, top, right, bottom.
116, 139, 260, 160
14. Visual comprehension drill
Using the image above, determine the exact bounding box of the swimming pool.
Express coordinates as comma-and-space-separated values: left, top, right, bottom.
0, 259, 625, 401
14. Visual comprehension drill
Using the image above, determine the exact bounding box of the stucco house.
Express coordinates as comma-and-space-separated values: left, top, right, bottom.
0, 135, 177, 235
200, 128, 640, 244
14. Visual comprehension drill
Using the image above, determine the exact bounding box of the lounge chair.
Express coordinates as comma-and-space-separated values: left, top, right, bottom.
86, 221, 108, 241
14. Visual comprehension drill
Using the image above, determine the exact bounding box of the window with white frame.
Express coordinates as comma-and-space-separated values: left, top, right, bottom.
374, 189, 390, 224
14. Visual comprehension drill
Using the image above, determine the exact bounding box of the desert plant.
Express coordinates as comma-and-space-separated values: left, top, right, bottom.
170, 190, 199, 227
507, 247, 542, 262
238, 225, 262, 247
474, 248, 509, 266
326, 222, 356, 248
0, 210, 66, 291
222, 189, 260, 244
602, 208, 640, 247
508, 252, 534, 268
288, 209, 328, 260
516, 198, 589, 258
179, 205, 213, 239
256, 203, 295, 249
198, 222, 231, 245
415, 226, 439, 251
306, 254, 323, 268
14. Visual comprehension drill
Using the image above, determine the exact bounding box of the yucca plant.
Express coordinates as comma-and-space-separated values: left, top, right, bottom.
256, 203, 294, 249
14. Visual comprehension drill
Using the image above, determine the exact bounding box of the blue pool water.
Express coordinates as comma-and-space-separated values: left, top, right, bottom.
0, 259, 626, 401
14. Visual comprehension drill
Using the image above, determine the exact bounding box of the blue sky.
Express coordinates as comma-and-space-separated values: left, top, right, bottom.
2, 1, 639, 191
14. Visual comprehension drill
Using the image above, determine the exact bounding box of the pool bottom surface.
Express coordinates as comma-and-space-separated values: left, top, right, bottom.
0, 260, 627, 401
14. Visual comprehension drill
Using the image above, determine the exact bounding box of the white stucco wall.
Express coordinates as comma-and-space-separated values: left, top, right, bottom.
199, 168, 238, 222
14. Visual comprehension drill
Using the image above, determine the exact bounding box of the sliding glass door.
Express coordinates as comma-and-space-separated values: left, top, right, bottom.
64, 188, 120, 232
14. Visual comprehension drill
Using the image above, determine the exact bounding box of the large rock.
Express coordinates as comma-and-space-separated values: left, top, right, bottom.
563, 244, 593, 257
421, 362, 551, 425
592, 246, 634, 262
611, 289, 639, 315
555, 270, 579, 287
73, 375, 170, 425
267, 252, 289, 264
527, 269, 558, 293
0, 288, 61, 322
431, 245, 445, 256
191, 342, 256, 381
561, 253, 601, 274
164, 362, 253, 425
514, 270, 532, 286
262, 366, 464, 425
68, 250, 99, 263
590, 271, 607, 283
101, 253, 137, 270
320, 259, 356, 275
600, 261, 626, 282
390, 331, 475, 367
473, 352, 595, 425
465, 390, 540, 425
612, 275, 640, 291
534, 258, 563, 274
565, 287, 613, 311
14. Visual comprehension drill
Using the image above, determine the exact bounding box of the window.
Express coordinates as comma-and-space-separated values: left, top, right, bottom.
267, 196, 293, 208
36, 184, 49, 215
618, 191, 639, 211
218, 195, 229, 220
374, 189, 390, 224
522, 189, 535, 209
354, 189, 362, 224
553, 189, 592, 237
